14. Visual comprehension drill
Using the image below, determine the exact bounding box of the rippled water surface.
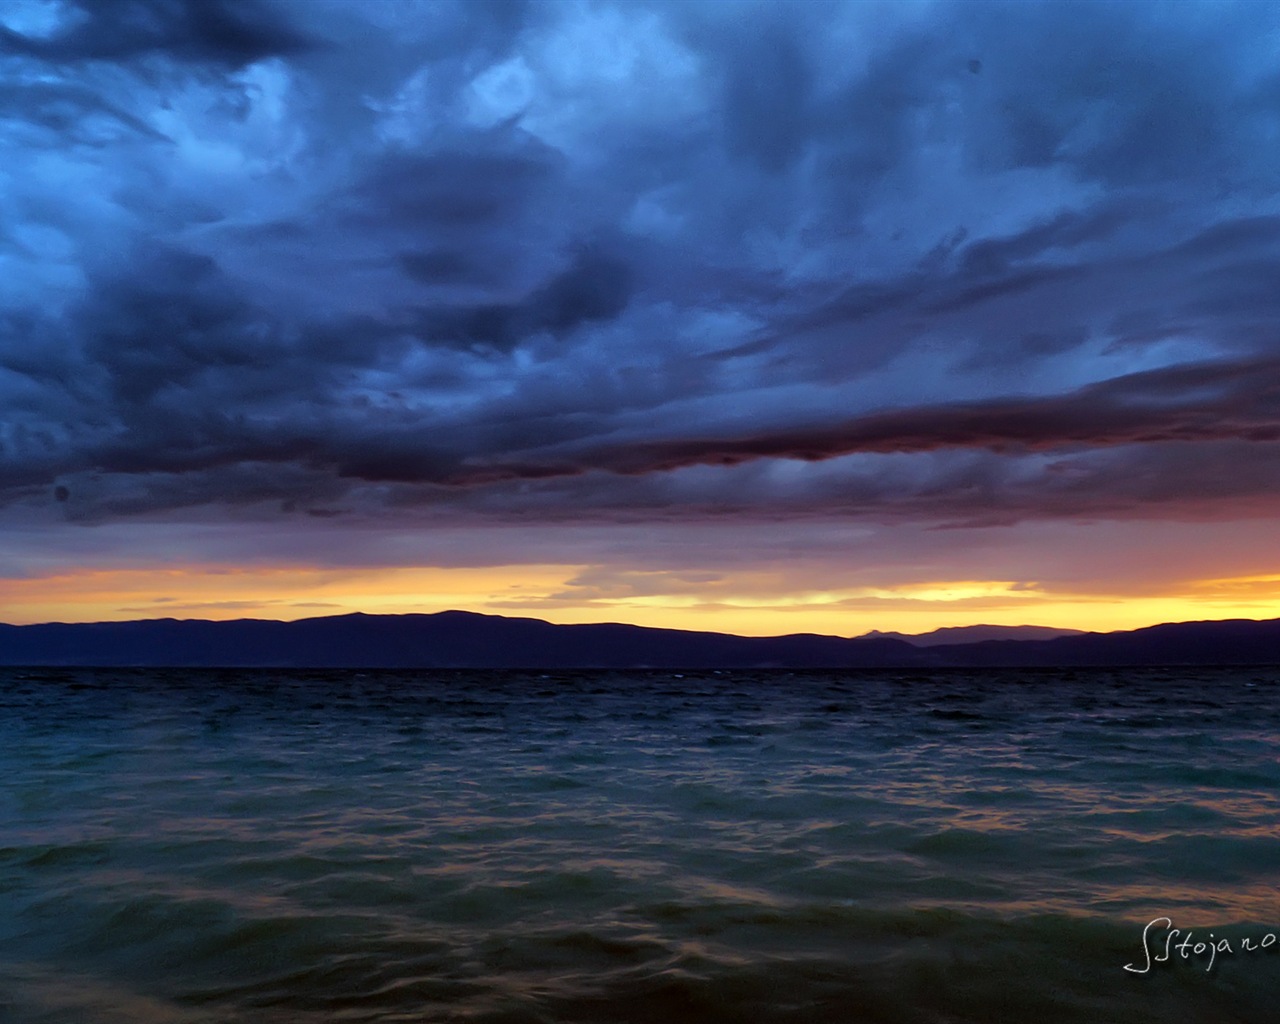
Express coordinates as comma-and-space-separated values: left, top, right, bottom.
2, 667, 1279, 1022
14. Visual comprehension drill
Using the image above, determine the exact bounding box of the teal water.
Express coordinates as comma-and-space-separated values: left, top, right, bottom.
1, 667, 1278, 1023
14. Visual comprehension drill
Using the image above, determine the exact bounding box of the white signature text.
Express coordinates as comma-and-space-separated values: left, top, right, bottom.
1125, 917, 1277, 974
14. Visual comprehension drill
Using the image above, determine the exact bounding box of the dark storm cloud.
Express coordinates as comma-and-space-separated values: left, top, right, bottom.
78, 248, 281, 406
397, 250, 485, 287
719, 23, 812, 174
351, 144, 559, 232
944, 1, 1279, 190
327, 354, 1276, 494
576, 357, 1280, 475
720, 207, 1280, 378
5, 0, 1280, 530
410, 246, 633, 349
0, 81, 168, 142
0, 0, 316, 67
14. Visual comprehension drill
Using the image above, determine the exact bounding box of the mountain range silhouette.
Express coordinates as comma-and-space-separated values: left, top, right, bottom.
2, 611, 1278, 668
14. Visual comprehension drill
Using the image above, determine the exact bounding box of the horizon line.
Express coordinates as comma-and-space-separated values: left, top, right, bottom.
3, 607, 1274, 640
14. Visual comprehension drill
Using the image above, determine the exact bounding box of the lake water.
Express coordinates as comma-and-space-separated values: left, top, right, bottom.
1, 666, 1278, 1023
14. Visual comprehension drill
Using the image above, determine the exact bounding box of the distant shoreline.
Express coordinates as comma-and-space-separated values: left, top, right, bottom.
2, 611, 1278, 669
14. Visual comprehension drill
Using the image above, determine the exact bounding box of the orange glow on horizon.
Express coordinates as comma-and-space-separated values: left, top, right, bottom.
3, 564, 1280, 636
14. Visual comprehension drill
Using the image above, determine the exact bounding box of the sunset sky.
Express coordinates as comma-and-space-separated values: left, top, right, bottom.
4, 0, 1280, 637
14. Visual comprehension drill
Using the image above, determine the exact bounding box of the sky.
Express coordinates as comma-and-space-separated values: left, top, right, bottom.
3, 0, 1280, 636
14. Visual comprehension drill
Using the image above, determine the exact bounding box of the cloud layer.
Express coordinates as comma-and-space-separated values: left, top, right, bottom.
4, 0, 1280, 537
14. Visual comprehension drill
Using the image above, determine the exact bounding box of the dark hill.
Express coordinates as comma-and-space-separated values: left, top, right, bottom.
1, 611, 1279, 668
